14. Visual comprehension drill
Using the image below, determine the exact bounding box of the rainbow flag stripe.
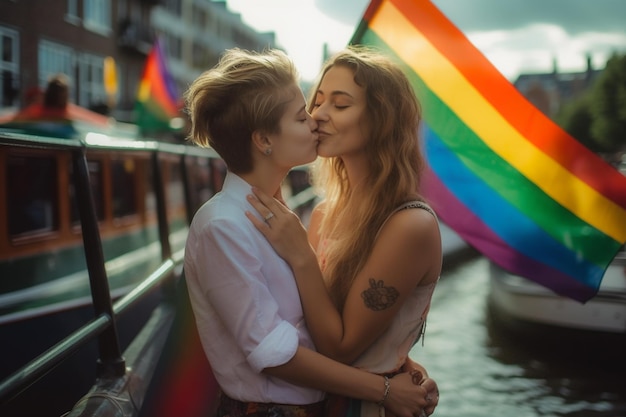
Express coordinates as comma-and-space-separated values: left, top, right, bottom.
352, 0, 626, 302
135, 40, 180, 134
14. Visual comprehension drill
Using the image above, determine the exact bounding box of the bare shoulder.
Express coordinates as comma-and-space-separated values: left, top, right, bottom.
382, 204, 440, 244
374, 204, 442, 282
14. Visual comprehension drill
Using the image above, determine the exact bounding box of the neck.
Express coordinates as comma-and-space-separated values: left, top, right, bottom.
239, 165, 288, 198
342, 153, 369, 191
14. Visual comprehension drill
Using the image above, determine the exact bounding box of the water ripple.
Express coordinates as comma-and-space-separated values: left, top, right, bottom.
410, 257, 626, 417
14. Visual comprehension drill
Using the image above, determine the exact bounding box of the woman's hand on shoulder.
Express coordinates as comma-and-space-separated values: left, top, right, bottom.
245, 187, 317, 268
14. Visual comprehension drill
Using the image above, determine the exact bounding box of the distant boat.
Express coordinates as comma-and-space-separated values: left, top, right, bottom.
0, 102, 118, 137
487, 251, 626, 352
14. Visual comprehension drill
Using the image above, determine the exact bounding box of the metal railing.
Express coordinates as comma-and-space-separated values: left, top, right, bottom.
0, 131, 217, 408
0, 130, 318, 416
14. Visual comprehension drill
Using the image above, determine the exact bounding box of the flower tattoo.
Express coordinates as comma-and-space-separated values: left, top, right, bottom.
361, 278, 399, 311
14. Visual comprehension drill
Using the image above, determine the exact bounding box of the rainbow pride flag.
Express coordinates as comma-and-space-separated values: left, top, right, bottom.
351, 0, 626, 302
135, 40, 181, 135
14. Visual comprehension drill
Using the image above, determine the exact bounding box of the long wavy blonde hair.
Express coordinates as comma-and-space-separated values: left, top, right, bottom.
308, 46, 425, 311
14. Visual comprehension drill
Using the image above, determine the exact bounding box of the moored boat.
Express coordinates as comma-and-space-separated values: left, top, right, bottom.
0, 125, 224, 416
0, 123, 318, 417
487, 251, 626, 364
0, 130, 222, 325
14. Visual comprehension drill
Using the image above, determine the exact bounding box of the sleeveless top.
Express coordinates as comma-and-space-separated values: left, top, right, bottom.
352, 201, 438, 373
319, 201, 439, 417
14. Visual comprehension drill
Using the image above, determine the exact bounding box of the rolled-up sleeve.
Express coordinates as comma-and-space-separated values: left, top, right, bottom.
248, 320, 299, 372
193, 217, 299, 371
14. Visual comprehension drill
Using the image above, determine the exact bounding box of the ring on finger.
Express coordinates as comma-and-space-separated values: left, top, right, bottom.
264, 212, 275, 221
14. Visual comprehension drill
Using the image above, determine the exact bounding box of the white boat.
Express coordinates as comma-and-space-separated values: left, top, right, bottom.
487, 252, 626, 336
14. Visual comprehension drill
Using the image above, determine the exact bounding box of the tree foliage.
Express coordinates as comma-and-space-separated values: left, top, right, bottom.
556, 93, 598, 151
556, 53, 626, 153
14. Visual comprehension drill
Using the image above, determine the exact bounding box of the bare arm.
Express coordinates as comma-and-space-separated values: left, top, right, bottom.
246, 189, 442, 363
246, 193, 354, 361
264, 345, 429, 417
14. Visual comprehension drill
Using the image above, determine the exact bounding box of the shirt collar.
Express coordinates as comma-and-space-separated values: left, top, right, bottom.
222, 171, 253, 201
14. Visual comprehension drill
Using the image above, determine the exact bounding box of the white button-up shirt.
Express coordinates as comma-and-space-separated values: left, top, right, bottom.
184, 172, 324, 404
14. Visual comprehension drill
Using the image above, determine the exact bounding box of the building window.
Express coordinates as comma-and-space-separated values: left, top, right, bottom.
164, 34, 182, 60
38, 40, 74, 93
117, 0, 127, 18
77, 53, 106, 110
66, 0, 80, 25
0, 27, 19, 107
130, 1, 140, 21
84, 0, 111, 35
164, 0, 182, 16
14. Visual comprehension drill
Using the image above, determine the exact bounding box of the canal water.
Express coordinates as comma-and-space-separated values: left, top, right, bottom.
410, 256, 626, 417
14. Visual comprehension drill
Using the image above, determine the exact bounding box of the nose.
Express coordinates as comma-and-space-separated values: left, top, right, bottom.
311, 104, 328, 122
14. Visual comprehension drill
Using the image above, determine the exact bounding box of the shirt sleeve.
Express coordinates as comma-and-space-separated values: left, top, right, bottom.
192, 217, 299, 372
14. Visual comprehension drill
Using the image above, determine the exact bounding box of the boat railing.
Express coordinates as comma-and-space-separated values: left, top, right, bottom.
0, 130, 197, 407
0, 129, 318, 416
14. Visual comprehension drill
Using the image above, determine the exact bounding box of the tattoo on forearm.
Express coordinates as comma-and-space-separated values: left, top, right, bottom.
361, 278, 399, 311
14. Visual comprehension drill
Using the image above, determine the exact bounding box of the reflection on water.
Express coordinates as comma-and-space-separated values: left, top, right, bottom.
410, 257, 626, 417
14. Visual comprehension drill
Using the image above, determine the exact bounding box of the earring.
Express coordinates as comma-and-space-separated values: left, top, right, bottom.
265, 148, 272, 155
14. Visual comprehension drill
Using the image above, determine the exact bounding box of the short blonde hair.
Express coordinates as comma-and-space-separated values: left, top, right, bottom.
185, 48, 299, 173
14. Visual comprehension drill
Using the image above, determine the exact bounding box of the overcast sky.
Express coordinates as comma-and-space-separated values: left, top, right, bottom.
221, 0, 626, 82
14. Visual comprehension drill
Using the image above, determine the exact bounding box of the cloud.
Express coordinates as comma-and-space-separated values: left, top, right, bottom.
314, 0, 368, 25
313, 0, 626, 80
315, 0, 626, 35
433, 0, 626, 35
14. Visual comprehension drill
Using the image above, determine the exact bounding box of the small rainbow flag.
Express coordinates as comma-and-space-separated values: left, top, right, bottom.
135, 40, 181, 135
352, 0, 626, 302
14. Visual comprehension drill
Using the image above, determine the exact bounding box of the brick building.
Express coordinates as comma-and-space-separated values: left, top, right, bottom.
513, 55, 603, 119
0, 0, 277, 122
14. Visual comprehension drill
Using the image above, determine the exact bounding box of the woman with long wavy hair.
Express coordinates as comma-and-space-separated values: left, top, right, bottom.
185, 47, 434, 417
248, 45, 442, 417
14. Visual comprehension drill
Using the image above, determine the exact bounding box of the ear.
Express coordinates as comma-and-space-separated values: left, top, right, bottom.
251, 130, 272, 153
